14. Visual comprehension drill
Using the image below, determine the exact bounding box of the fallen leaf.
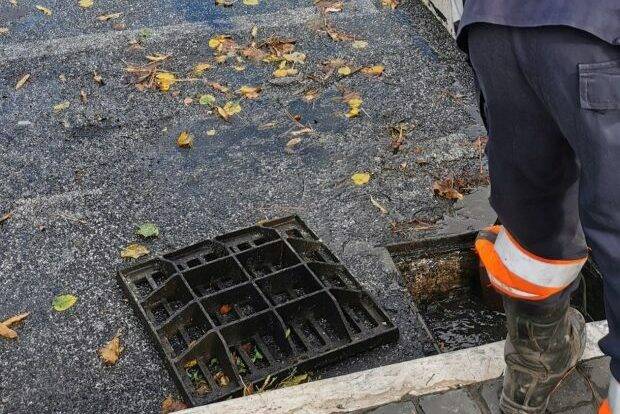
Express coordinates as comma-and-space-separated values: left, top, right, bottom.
97, 12, 122, 21
315, 0, 343, 13
273, 67, 298, 78
53, 101, 70, 112
351, 172, 370, 186
52, 294, 78, 312
0, 28, 9, 36
219, 304, 232, 315
161, 396, 188, 414
209, 82, 229, 93
214, 371, 230, 387
237, 85, 261, 99
279, 373, 309, 388
345, 97, 363, 118
0, 312, 29, 340
155, 72, 176, 92
78, 0, 93, 8
243, 0, 259, 5
112, 22, 126, 30
241, 45, 268, 61
15, 74, 30, 90
146, 53, 170, 62
290, 127, 312, 137
433, 179, 464, 200
183, 97, 193, 106
216, 101, 242, 120
361, 64, 384, 76
215, 0, 234, 6
208, 35, 237, 54
283, 52, 306, 63
381, 0, 398, 8
337, 66, 352, 76
121, 243, 150, 259
243, 383, 255, 396
177, 131, 193, 148
370, 195, 388, 215
35, 5, 52, 15
192, 62, 213, 76
285, 137, 302, 154
99, 331, 123, 365
199, 94, 216, 106
93, 71, 104, 85
136, 222, 159, 238
206, 129, 216, 136
0, 212, 12, 224
352, 40, 368, 49
80, 89, 88, 103
251, 25, 258, 38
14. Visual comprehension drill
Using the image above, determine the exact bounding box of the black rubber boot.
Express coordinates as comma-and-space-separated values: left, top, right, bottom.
500, 296, 586, 413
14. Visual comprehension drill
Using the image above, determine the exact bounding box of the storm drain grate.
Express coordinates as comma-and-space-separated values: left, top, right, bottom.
118, 216, 398, 406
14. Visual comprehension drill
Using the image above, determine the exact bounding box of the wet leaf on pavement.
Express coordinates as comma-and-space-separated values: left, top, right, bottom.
161, 396, 188, 414
15, 74, 30, 90
52, 294, 78, 312
0, 312, 30, 340
99, 331, 123, 365
177, 131, 193, 148
121, 243, 150, 259
351, 172, 370, 186
35, 5, 52, 15
136, 223, 159, 238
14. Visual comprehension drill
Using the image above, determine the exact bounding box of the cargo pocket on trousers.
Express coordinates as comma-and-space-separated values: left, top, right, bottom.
579, 59, 620, 110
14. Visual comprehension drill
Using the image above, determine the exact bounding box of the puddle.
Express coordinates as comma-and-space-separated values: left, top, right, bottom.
389, 232, 605, 353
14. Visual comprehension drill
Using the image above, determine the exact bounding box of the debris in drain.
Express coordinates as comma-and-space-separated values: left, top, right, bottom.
118, 215, 398, 406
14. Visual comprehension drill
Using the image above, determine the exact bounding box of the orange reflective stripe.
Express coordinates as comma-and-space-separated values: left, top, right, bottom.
599, 400, 611, 414
475, 238, 565, 301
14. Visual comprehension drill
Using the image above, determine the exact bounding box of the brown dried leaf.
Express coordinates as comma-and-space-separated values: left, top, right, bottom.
0, 212, 13, 224
0, 312, 29, 340
93, 71, 104, 85
219, 304, 232, 315
432, 179, 464, 200
209, 82, 230, 93
361, 64, 384, 76
161, 396, 188, 414
177, 131, 193, 148
0, 324, 16, 340
146, 53, 170, 62
381, 0, 398, 9
237, 85, 261, 99
99, 331, 123, 365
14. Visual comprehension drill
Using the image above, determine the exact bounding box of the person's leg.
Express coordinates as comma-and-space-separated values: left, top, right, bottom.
512, 26, 620, 412
468, 23, 588, 414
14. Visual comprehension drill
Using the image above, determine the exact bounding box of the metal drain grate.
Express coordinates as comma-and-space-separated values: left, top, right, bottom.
118, 216, 398, 406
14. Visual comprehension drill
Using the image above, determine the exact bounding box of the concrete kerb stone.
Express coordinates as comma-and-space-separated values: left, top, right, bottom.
179, 320, 609, 414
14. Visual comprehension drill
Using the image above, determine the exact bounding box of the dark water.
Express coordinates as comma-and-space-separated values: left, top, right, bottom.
419, 287, 507, 352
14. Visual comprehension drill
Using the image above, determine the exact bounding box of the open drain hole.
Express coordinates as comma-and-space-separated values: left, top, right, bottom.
389, 232, 605, 353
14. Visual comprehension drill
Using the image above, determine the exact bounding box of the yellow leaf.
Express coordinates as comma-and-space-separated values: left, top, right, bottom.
78, 0, 93, 8
243, 0, 259, 5
283, 52, 306, 63
381, 0, 398, 9
337, 66, 352, 76
217, 101, 242, 120
215, 55, 228, 64
345, 97, 363, 118
351, 172, 370, 186
52, 294, 78, 312
361, 65, 384, 76
97, 12, 122, 21
121, 243, 150, 259
177, 131, 193, 148
0, 324, 17, 339
237, 86, 261, 99
215, 0, 234, 5
53, 101, 70, 112
192, 62, 213, 76
206, 129, 216, 136
208, 35, 229, 49
99, 331, 123, 365
155, 72, 176, 92
35, 5, 52, 15
273, 68, 298, 78
15, 74, 30, 90
352, 40, 368, 49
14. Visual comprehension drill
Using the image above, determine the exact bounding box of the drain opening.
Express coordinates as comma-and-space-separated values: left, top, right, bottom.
389, 232, 605, 353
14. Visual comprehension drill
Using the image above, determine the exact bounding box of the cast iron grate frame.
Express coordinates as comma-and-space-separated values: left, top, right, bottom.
118, 215, 398, 406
